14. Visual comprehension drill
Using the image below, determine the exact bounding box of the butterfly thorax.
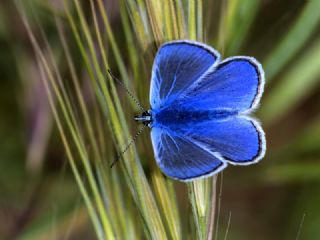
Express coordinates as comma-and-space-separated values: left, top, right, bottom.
134, 110, 152, 126
151, 107, 238, 128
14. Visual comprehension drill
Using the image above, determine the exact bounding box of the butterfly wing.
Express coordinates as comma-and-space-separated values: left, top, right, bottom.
150, 40, 220, 109
183, 116, 266, 165
151, 127, 227, 181
149, 42, 266, 180
178, 57, 265, 113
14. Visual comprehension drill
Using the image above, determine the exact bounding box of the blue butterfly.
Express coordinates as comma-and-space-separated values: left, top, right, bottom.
135, 40, 266, 181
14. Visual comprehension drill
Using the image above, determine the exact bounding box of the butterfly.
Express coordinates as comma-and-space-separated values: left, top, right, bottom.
135, 40, 266, 181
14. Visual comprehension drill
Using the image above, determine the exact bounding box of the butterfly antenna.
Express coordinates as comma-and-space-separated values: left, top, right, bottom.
110, 125, 147, 168
107, 69, 146, 112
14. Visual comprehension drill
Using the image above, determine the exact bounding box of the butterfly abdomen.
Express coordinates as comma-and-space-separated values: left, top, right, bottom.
152, 107, 238, 127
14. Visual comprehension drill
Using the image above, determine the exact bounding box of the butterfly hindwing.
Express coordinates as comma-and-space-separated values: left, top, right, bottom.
178, 57, 265, 113
184, 116, 266, 165
151, 127, 227, 181
150, 40, 220, 109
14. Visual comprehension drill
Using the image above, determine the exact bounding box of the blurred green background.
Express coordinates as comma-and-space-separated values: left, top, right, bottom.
1, 0, 320, 239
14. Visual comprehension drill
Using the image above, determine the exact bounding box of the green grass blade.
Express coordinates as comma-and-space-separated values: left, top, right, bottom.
196, 0, 203, 41
264, 0, 320, 81
175, 0, 187, 38
225, 0, 259, 56
152, 169, 181, 240
19, 9, 105, 238
124, 0, 150, 49
264, 161, 320, 183
218, 0, 259, 56
261, 37, 320, 124
291, 116, 320, 153
68, 1, 169, 238
188, 0, 196, 40
96, 0, 131, 87
188, 178, 213, 239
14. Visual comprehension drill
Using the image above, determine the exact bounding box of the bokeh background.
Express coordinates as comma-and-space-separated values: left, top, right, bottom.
1, 0, 320, 239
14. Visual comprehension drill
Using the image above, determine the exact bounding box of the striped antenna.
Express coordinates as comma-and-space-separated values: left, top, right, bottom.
107, 70, 147, 168
107, 70, 146, 112
110, 125, 147, 168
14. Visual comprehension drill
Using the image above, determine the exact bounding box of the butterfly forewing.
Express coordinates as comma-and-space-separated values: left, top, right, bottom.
179, 57, 265, 112
150, 40, 220, 109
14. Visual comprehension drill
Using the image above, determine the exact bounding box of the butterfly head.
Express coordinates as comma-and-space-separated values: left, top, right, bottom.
134, 110, 152, 127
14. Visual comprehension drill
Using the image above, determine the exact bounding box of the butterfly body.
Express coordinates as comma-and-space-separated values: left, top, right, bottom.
151, 107, 238, 128
136, 40, 266, 181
